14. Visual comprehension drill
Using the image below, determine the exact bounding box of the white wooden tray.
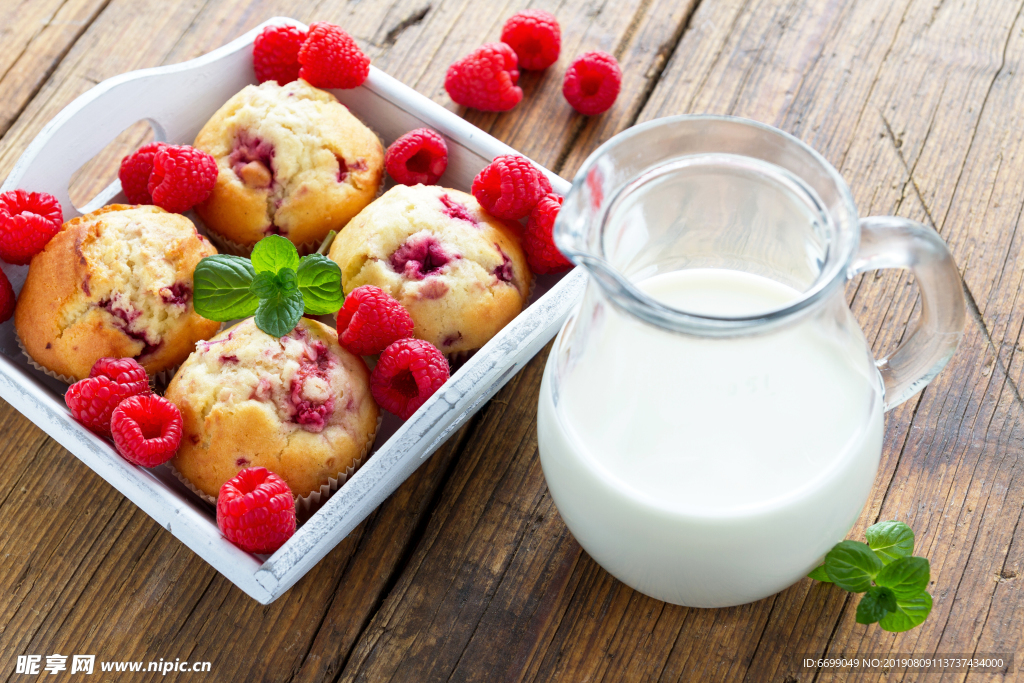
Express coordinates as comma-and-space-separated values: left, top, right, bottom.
0, 17, 584, 604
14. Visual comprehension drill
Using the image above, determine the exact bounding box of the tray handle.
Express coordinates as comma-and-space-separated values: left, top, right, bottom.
0, 17, 305, 218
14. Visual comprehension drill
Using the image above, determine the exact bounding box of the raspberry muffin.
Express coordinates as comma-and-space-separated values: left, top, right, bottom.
166, 318, 378, 499
328, 184, 531, 354
15, 204, 220, 381
193, 79, 383, 251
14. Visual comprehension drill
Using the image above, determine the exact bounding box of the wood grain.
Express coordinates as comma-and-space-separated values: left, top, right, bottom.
0, 0, 1023, 680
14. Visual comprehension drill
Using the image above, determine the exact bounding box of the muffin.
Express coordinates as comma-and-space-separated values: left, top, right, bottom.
193, 79, 384, 251
15, 204, 221, 381
328, 184, 531, 354
167, 318, 379, 499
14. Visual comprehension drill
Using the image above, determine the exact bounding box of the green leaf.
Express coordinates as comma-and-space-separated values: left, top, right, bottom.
824, 540, 884, 593
251, 268, 298, 299
251, 234, 299, 274
297, 254, 345, 315
251, 271, 281, 299
807, 565, 831, 582
277, 267, 298, 295
254, 289, 305, 338
879, 591, 933, 632
193, 255, 258, 321
856, 586, 896, 624
875, 556, 930, 599
871, 585, 897, 611
866, 520, 915, 564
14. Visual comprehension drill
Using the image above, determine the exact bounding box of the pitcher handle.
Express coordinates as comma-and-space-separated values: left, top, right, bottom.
849, 217, 966, 411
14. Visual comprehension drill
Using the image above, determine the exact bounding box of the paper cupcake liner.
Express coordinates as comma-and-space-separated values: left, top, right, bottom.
19, 334, 181, 393
17, 335, 77, 384
205, 230, 322, 257
169, 413, 382, 519
168, 461, 217, 506
296, 412, 381, 517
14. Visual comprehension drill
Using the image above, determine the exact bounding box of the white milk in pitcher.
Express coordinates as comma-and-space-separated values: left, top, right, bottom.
537, 268, 884, 607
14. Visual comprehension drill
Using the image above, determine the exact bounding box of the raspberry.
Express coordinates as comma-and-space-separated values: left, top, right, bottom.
563, 51, 621, 116
66, 357, 150, 438
298, 22, 370, 89
110, 394, 182, 467
337, 285, 414, 356
147, 145, 218, 213
118, 142, 168, 205
445, 43, 523, 112
0, 268, 14, 324
385, 128, 449, 186
524, 193, 572, 274
253, 24, 307, 84
471, 154, 552, 220
217, 467, 296, 554
0, 190, 63, 265
370, 338, 449, 420
501, 10, 561, 71
91, 357, 151, 395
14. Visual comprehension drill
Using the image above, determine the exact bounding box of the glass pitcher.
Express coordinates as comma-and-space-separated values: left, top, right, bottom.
536, 115, 965, 608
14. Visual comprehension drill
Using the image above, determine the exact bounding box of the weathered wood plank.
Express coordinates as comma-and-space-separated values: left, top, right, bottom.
0, 0, 112, 138
2, 0, 1023, 680
0, 0, 649, 679
327, 0, 1024, 680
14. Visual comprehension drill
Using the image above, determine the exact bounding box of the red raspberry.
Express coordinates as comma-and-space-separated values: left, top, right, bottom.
91, 357, 151, 395
118, 142, 169, 205
337, 285, 414, 356
524, 193, 572, 274
501, 10, 561, 71
0, 268, 15, 324
217, 467, 296, 554
253, 24, 307, 84
370, 338, 449, 420
0, 190, 63, 265
147, 145, 218, 213
385, 128, 449, 186
110, 394, 182, 467
471, 154, 552, 220
445, 43, 523, 112
66, 357, 151, 438
563, 51, 621, 116
298, 22, 370, 89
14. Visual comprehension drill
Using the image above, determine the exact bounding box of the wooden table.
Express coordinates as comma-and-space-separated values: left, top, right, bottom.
1, 0, 1021, 680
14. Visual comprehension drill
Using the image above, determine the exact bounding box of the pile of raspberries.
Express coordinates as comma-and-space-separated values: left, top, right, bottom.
445, 10, 622, 115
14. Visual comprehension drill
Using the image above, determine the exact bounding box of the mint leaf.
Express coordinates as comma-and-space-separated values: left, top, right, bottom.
879, 591, 932, 632
875, 556, 930, 599
193, 255, 258, 321
251, 268, 298, 300
871, 585, 897, 611
866, 520, 915, 564
251, 271, 280, 299
297, 254, 345, 315
807, 565, 831, 582
255, 289, 304, 338
277, 267, 298, 295
824, 541, 884, 592
856, 586, 896, 624
251, 234, 299, 274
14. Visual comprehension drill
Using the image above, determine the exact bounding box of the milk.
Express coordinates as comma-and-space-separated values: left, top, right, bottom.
537, 269, 884, 607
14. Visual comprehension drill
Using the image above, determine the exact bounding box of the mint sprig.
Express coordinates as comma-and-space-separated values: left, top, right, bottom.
193, 234, 345, 337
808, 520, 932, 632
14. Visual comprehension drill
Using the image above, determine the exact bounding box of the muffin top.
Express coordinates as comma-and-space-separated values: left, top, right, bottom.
14, 204, 220, 380
167, 317, 379, 498
328, 184, 531, 354
194, 79, 383, 249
